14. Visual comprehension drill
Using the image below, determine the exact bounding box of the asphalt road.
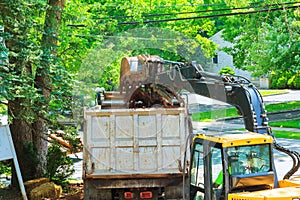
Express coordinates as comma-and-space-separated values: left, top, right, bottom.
186, 89, 300, 112
274, 138, 300, 180
263, 90, 300, 103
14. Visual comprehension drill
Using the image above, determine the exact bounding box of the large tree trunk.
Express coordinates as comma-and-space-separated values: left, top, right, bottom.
0, 0, 36, 185
0, 0, 66, 186
32, 0, 66, 178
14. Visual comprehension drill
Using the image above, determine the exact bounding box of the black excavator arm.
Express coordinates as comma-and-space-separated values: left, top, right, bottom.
153, 60, 300, 180
117, 55, 299, 179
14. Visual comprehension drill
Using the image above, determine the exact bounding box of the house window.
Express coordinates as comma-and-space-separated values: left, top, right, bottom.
213, 55, 218, 64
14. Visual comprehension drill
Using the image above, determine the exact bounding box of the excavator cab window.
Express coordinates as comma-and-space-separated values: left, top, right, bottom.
225, 144, 275, 191
190, 139, 275, 200
226, 144, 271, 175
190, 141, 224, 200
190, 143, 205, 199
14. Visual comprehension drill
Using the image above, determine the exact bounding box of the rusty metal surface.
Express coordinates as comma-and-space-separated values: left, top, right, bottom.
119, 55, 164, 94
117, 55, 186, 109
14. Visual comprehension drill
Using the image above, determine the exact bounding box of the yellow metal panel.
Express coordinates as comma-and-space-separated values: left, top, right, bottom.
228, 187, 300, 200
195, 132, 273, 147
228, 192, 264, 200
262, 187, 300, 199
279, 176, 300, 188
228, 187, 300, 199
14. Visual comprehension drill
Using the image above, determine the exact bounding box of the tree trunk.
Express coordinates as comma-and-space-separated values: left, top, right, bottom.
32, 0, 66, 179
0, 0, 66, 186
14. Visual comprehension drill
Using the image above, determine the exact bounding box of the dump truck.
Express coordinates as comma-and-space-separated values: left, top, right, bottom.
83, 105, 192, 199
83, 55, 300, 200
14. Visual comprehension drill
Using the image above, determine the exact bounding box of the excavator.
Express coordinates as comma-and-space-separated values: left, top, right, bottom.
101, 55, 300, 199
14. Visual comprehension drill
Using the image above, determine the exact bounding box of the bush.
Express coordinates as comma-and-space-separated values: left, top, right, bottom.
46, 143, 74, 186
276, 76, 288, 89
270, 70, 300, 89
219, 66, 235, 75
288, 72, 300, 89
0, 161, 11, 175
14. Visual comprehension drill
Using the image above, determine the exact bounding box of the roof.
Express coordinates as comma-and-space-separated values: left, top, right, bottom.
194, 131, 273, 147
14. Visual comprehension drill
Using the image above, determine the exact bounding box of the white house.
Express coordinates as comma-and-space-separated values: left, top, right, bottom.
208, 30, 252, 80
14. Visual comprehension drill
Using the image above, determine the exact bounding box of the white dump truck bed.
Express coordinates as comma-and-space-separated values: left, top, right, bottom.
83, 107, 189, 179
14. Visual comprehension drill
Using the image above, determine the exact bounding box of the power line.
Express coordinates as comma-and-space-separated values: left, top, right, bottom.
68, 2, 300, 27
118, 4, 300, 25
93, 1, 299, 20
91, 2, 227, 9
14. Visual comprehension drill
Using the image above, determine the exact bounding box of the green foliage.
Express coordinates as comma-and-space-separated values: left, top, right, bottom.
288, 71, 300, 89
0, 0, 77, 181
0, 103, 7, 115
219, 66, 235, 75
0, 0, 74, 125
270, 71, 300, 89
0, 161, 11, 175
63, 0, 225, 98
46, 143, 75, 185
222, 4, 299, 79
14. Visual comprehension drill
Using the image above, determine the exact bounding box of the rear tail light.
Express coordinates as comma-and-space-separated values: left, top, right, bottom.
124, 192, 134, 199
140, 191, 152, 199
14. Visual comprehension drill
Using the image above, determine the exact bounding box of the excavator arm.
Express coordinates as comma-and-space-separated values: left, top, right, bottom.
153, 60, 300, 180
155, 64, 269, 134
118, 55, 299, 179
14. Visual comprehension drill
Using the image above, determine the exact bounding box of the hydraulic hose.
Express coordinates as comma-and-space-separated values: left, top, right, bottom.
273, 140, 300, 179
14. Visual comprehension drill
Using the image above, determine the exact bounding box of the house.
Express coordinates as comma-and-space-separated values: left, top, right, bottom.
208, 30, 252, 80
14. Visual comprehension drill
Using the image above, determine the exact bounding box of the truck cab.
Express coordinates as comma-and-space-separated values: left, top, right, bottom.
190, 131, 276, 200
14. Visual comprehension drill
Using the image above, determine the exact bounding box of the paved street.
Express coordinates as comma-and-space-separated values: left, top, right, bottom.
186, 89, 300, 112
274, 138, 300, 180
263, 90, 300, 103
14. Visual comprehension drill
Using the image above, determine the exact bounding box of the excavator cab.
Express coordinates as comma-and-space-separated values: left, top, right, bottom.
190, 132, 275, 200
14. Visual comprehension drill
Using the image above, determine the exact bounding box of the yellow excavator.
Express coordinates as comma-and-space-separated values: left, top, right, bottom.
117, 55, 300, 200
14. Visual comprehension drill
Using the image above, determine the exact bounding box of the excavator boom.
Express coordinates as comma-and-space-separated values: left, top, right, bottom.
118, 55, 300, 180
155, 61, 300, 180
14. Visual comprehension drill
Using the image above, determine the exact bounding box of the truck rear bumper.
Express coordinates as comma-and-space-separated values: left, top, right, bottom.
84, 173, 186, 189
83, 174, 189, 199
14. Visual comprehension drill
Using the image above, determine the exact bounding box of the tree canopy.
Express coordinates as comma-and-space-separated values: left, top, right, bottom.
0, 0, 299, 185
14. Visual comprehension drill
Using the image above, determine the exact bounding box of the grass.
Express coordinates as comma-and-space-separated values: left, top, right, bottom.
269, 119, 300, 128
266, 101, 300, 112
192, 101, 300, 122
259, 89, 289, 96
192, 108, 238, 122
273, 130, 300, 140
